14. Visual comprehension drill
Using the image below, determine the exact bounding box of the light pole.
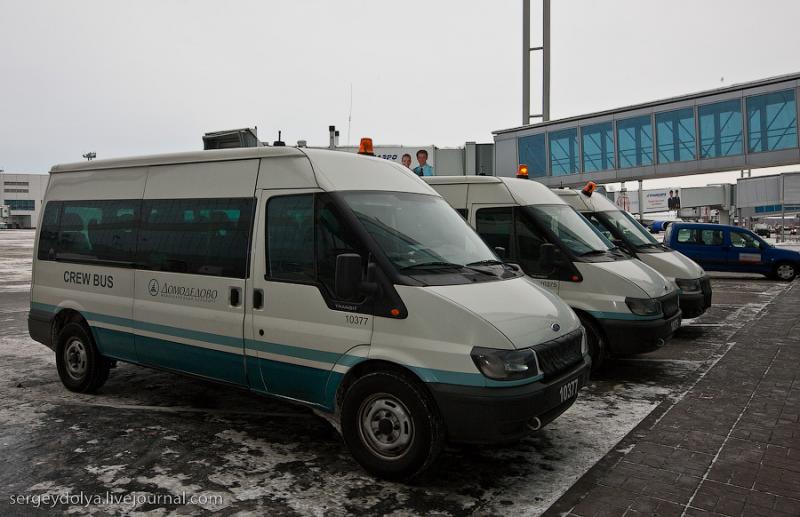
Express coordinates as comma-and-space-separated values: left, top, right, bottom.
522, 0, 551, 125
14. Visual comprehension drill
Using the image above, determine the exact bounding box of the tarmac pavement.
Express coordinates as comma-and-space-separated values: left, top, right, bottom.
0, 230, 796, 516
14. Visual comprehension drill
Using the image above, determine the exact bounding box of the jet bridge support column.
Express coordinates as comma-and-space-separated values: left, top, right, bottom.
637, 180, 645, 222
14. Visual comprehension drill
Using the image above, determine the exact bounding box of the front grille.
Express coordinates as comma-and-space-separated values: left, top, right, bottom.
660, 291, 680, 318
532, 329, 583, 380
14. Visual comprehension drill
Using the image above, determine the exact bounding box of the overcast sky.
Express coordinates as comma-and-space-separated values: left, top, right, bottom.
2, 0, 799, 189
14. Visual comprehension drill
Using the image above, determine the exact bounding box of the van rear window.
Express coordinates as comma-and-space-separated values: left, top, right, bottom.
37, 198, 254, 279
37, 200, 140, 264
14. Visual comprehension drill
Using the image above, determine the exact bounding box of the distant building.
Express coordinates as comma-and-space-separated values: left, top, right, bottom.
0, 172, 48, 228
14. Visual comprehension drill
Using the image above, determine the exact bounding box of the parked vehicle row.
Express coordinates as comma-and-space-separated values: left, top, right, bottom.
33, 146, 781, 480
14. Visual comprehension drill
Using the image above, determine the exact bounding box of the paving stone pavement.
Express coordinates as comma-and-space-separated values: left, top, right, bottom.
547, 282, 800, 517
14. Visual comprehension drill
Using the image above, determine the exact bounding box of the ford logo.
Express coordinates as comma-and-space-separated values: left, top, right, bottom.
550, 323, 560, 332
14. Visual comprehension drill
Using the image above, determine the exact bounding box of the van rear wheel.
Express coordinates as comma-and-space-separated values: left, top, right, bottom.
578, 314, 606, 372
341, 371, 444, 480
56, 322, 110, 393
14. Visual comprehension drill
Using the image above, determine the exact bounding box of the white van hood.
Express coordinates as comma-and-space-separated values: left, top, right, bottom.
426, 276, 579, 348
638, 250, 705, 281
591, 259, 673, 298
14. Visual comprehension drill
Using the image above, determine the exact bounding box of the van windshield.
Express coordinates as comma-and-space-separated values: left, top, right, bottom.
593, 210, 662, 250
521, 205, 617, 257
341, 192, 511, 280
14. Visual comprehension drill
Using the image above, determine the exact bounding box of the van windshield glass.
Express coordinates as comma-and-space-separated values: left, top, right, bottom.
522, 205, 615, 256
340, 192, 498, 271
595, 210, 661, 249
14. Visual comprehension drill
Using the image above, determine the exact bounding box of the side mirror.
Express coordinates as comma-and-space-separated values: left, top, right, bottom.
335, 254, 380, 300
335, 253, 363, 300
494, 246, 507, 259
539, 243, 564, 270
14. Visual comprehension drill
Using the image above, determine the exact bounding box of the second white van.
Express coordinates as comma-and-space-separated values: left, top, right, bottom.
425, 176, 681, 369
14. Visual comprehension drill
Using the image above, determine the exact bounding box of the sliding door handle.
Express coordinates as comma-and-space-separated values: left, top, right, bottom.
253, 289, 264, 310
229, 287, 242, 307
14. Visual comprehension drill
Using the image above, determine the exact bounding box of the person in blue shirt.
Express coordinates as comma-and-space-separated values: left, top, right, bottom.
412, 149, 434, 177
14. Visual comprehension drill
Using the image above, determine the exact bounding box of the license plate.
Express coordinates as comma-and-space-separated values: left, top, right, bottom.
559, 378, 579, 403
670, 318, 681, 332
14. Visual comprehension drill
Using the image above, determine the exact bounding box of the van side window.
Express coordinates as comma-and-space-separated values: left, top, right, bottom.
475, 207, 512, 252
730, 230, 760, 249
266, 195, 315, 282
676, 228, 723, 246
316, 196, 368, 298
701, 229, 724, 246
37, 201, 62, 260
56, 200, 139, 263
515, 213, 550, 277
139, 198, 253, 278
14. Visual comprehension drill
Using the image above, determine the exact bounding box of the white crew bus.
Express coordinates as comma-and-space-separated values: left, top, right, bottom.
28, 147, 589, 479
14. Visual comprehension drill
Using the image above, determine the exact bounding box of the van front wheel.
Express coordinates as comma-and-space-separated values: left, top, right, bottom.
56, 323, 110, 393
341, 371, 444, 480
774, 262, 797, 282
578, 314, 606, 372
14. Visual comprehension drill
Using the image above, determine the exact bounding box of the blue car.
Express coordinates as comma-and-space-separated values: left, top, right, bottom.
665, 223, 800, 281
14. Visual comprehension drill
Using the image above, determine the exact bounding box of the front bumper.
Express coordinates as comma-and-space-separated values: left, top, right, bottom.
599, 310, 682, 356
427, 358, 590, 444
680, 277, 712, 319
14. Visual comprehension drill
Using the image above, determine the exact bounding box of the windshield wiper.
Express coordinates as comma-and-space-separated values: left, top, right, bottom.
465, 259, 505, 266
401, 261, 497, 277
401, 261, 465, 270
579, 249, 610, 257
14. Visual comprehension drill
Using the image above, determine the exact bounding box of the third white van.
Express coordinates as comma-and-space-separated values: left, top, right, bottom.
554, 184, 711, 318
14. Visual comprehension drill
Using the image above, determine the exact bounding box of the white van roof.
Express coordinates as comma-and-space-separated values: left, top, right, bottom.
425, 176, 568, 207
49, 147, 434, 195
554, 188, 620, 213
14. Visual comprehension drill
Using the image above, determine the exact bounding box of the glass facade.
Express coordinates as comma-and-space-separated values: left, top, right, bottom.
656, 108, 696, 163
617, 115, 653, 168
6, 199, 34, 211
698, 99, 742, 159
517, 133, 547, 177
582, 122, 614, 172
549, 128, 579, 175
747, 89, 798, 153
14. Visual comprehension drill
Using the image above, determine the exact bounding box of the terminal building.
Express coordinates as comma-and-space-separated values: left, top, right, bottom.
0, 172, 48, 228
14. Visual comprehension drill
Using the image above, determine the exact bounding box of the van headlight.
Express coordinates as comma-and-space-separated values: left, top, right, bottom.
675, 278, 702, 294
625, 297, 662, 316
470, 347, 539, 381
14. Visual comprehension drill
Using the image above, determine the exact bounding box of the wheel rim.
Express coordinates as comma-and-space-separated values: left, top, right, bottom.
64, 338, 88, 380
777, 264, 795, 280
357, 393, 414, 460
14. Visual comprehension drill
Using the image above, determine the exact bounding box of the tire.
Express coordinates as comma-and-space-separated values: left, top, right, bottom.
578, 314, 606, 372
774, 262, 797, 282
340, 370, 444, 481
55, 322, 110, 393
